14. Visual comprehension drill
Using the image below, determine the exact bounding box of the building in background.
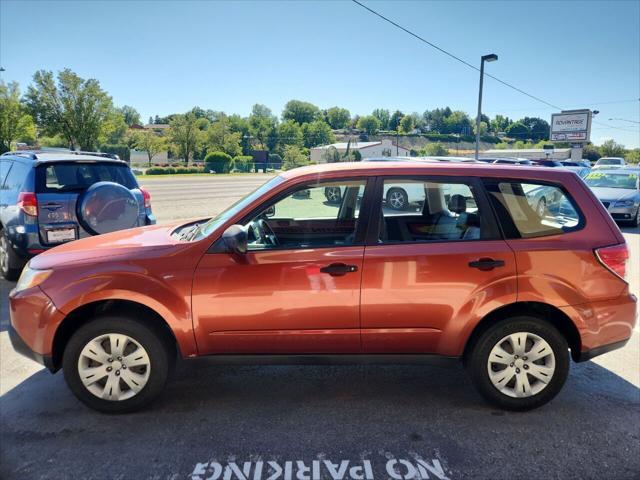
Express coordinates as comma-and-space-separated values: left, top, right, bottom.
310, 139, 410, 163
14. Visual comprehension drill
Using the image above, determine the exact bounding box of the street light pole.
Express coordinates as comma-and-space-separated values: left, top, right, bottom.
475, 53, 498, 160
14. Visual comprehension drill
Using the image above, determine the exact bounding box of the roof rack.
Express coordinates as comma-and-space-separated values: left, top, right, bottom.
69, 151, 120, 160
0, 151, 38, 159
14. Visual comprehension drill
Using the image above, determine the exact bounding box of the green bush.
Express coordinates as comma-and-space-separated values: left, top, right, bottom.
144, 166, 206, 175
233, 155, 254, 172
100, 144, 131, 162
205, 151, 234, 173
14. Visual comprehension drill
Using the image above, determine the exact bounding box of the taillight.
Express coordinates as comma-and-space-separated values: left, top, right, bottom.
17, 192, 38, 216
140, 187, 152, 209
595, 243, 629, 282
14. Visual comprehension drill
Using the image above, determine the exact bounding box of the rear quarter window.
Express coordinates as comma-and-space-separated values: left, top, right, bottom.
484, 180, 584, 239
36, 162, 137, 193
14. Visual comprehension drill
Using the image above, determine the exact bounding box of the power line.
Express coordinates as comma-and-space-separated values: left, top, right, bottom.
351, 0, 636, 134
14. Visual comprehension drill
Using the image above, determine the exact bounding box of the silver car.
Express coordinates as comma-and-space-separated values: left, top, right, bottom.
583, 169, 640, 226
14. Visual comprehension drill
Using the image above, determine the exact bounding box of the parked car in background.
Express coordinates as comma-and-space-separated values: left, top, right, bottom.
583, 169, 640, 225
594, 157, 626, 169
9, 162, 636, 413
490, 158, 534, 166
532, 159, 564, 167
0, 151, 155, 280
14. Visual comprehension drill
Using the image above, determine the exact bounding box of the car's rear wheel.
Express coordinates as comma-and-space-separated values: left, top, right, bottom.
536, 197, 547, 218
63, 316, 171, 413
386, 188, 409, 210
0, 230, 22, 281
324, 187, 342, 204
466, 316, 569, 411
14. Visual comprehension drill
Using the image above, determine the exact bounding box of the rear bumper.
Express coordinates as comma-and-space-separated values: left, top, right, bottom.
575, 338, 630, 362
561, 293, 637, 361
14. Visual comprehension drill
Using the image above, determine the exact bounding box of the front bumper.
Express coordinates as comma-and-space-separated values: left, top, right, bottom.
9, 286, 64, 372
8, 323, 56, 371
601, 202, 639, 222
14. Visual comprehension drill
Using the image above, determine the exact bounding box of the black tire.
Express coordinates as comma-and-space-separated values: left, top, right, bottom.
536, 197, 547, 217
466, 316, 569, 411
324, 186, 342, 204
386, 188, 409, 210
0, 230, 22, 281
63, 316, 171, 413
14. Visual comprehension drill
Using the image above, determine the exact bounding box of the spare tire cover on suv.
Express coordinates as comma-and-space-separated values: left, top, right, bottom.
78, 181, 139, 235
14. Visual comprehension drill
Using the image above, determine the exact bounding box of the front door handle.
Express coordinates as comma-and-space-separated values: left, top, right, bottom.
468, 258, 505, 271
320, 263, 358, 276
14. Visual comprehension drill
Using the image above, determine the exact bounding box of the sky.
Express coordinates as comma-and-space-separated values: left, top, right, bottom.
1, 0, 639, 147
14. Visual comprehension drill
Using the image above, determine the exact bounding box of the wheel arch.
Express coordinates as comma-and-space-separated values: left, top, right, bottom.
463, 301, 582, 363
51, 299, 180, 371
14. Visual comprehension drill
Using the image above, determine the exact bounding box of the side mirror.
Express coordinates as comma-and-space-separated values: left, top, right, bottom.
221, 225, 248, 254
264, 205, 275, 218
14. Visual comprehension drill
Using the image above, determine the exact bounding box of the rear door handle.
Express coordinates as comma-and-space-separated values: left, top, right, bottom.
320, 263, 358, 276
468, 258, 505, 271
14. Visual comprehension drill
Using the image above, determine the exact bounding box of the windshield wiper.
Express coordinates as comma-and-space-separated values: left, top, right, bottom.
178, 224, 200, 241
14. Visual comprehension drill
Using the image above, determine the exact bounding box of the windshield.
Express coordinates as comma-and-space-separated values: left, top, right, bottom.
584, 172, 638, 189
192, 176, 284, 240
597, 159, 622, 165
36, 162, 137, 192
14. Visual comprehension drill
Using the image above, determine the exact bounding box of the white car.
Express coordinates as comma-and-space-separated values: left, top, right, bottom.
594, 157, 626, 169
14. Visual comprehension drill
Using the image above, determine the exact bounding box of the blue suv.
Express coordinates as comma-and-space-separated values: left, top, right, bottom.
0, 151, 156, 280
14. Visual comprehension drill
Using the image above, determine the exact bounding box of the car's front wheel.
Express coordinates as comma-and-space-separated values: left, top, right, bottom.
466, 316, 569, 411
63, 316, 172, 413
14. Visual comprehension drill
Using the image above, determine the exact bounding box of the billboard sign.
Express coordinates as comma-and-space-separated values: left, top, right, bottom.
550, 110, 591, 142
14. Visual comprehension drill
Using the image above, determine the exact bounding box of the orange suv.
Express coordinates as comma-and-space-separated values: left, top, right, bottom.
9, 162, 637, 412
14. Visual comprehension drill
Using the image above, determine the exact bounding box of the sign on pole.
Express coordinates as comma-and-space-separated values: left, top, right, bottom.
550, 109, 592, 142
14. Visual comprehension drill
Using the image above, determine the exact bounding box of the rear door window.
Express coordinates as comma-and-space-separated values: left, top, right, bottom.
36, 162, 137, 193
485, 180, 583, 238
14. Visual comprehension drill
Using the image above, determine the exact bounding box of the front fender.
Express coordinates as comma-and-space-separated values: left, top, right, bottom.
41, 262, 198, 357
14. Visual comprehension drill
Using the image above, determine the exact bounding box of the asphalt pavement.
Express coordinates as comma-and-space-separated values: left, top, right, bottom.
1, 174, 638, 480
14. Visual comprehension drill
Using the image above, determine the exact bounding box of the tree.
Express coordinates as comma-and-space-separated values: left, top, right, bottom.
389, 110, 404, 131
249, 103, 277, 148
133, 130, 167, 166
625, 148, 640, 164
167, 112, 205, 164
301, 120, 335, 148
422, 142, 449, 156
581, 144, 600, 161
100, 110, 128, 145
372, 108, 390, 130
505, 121, 531, 139
356, 115, 381, 135
490, 114, 511, 133
599, 139, 626, 158
325, 107, 351, 129
473, 121, 488, 136
0, 81, 36, 153
277, 120, 303, 151
25, 69, 114, 150
282, 145, 309, 170
205, 117, 243, 157
521, 117, 550, 141
399, 115, 415, 134
118, 105, 141, 126
442, 110, 473, 134
282, 100, 320, 124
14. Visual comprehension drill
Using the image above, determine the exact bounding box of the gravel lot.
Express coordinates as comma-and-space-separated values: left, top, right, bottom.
1, 174, 638, 480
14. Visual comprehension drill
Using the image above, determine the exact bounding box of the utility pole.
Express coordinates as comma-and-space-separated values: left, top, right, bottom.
475, 54, 498, 160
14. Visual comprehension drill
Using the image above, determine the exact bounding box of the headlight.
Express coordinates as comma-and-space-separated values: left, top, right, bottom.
15, 265, 53, 293
613, 200, 635, 208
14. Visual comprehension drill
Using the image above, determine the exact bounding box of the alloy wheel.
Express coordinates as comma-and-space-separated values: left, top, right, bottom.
389, 191, 406, 209
326, 187, 341, 202
536, 198, 547, 217
77, 333, 151, 401
0, 235, 8, 275
487, 331, 556, 398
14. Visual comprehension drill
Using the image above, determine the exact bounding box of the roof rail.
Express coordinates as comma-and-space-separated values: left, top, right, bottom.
0, 151, 38, 159
69, 151, 121, 160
